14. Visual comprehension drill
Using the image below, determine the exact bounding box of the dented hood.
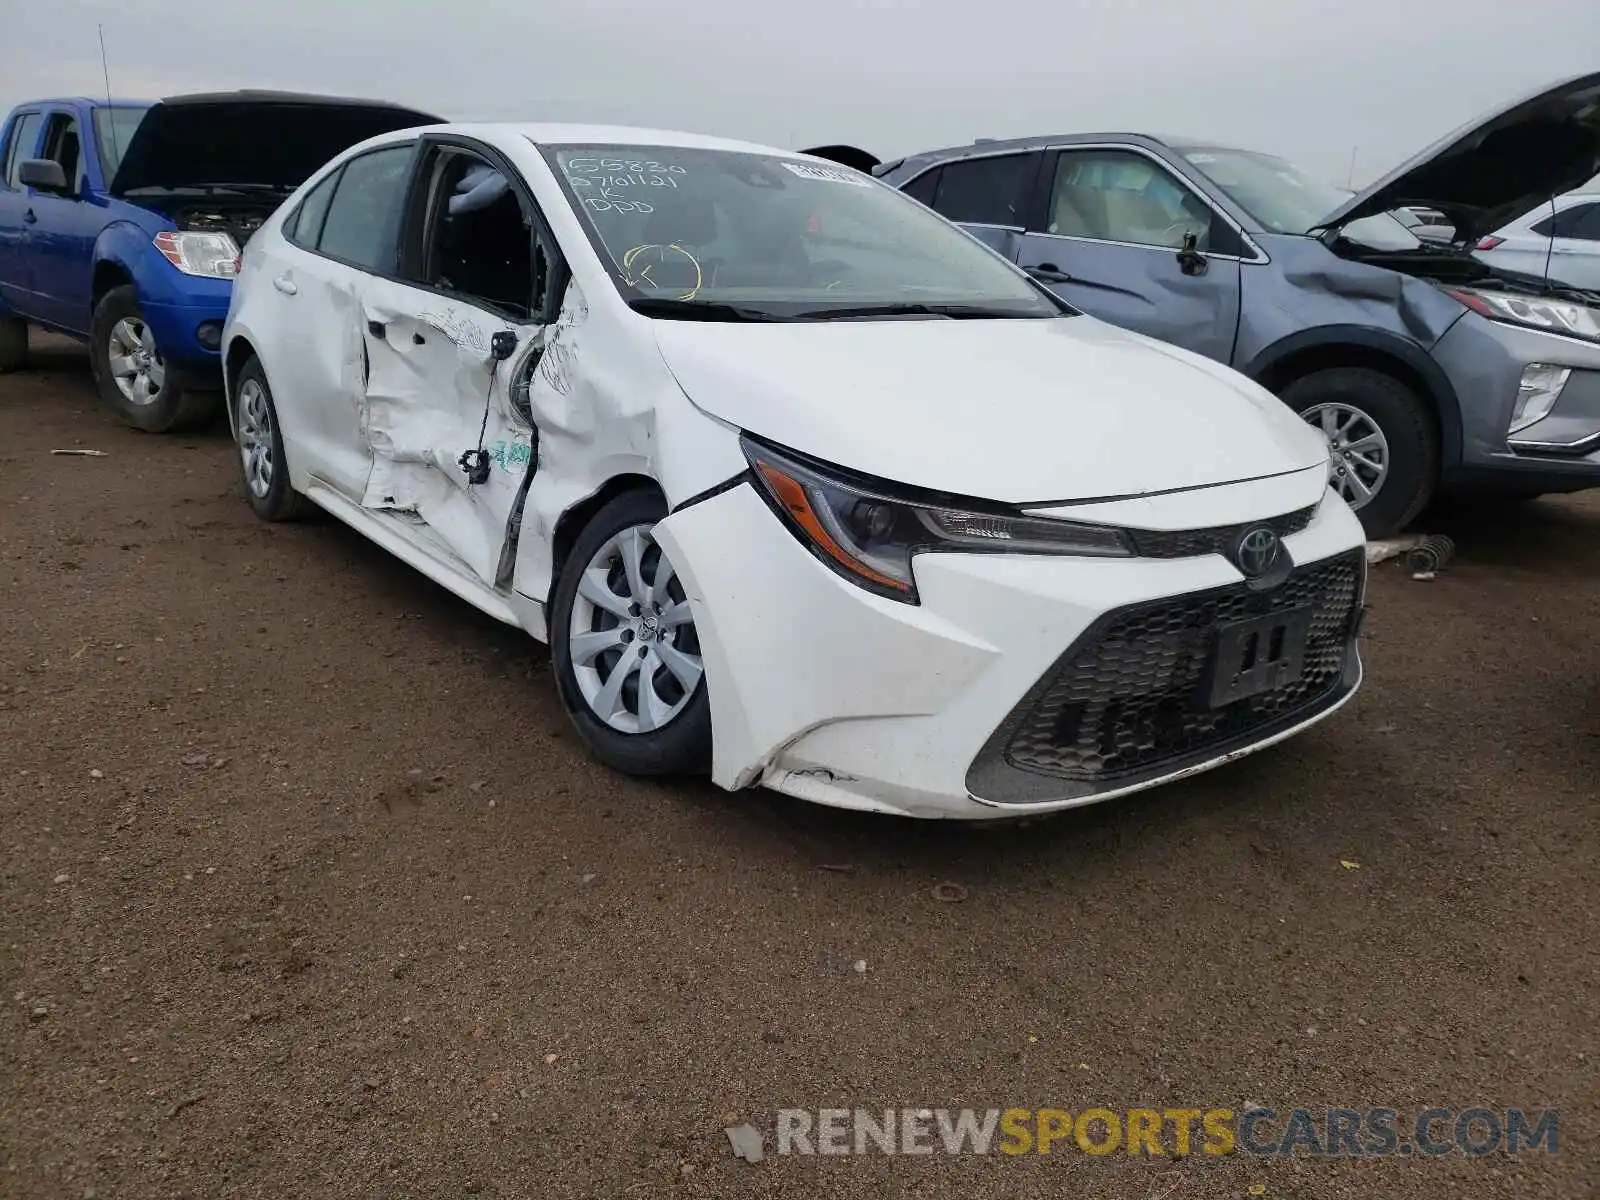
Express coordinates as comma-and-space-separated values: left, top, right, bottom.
110, 90, 441, 195
652, 316, 1328, 504
1321, 70, 1600, 245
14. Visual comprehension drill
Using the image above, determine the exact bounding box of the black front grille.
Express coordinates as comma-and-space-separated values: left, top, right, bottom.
1126, 506, 1317, 560
991, 550, 1363, 786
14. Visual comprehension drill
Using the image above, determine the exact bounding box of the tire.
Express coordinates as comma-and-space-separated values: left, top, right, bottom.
88, 285, 216, 432
232, 357, 310, 522
550, 489, 712, 777
0, 315, 26, 373
1281, 367, 1438, 539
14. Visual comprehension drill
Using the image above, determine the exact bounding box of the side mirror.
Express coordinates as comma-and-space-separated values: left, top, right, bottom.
18, 159, 68, 193
1177, 231, 1208, 276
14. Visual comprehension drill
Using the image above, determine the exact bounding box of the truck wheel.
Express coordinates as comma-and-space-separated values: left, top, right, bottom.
88, 285, 216, 432
1281, 367, 1438, 539
0, 316, 26, 373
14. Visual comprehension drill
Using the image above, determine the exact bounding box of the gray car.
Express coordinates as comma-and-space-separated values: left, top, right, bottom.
847, 71, 1600, 537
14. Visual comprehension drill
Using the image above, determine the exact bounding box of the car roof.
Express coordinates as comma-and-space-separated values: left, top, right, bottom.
902, 131, 1176, 160
415, 122, 810, 158
13, 98, 150, 110
879, 132, 1281, 179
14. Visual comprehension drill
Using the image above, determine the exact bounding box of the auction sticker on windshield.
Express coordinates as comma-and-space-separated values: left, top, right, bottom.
782, 162, 872, 187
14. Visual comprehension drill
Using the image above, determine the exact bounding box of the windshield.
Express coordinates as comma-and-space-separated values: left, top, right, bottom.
1178, 145, 1423, 251
92, 106, 150, 180
1177, 146, 1356, 234
540, 143, 1063, 320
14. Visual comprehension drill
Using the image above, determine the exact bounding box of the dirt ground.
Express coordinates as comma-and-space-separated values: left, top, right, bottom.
2, 333, 1598, 1200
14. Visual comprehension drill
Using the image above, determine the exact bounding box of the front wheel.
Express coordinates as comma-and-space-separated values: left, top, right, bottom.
88, 285, 215, 432
550, 490, 712, 777
1281, 367, 1438, 539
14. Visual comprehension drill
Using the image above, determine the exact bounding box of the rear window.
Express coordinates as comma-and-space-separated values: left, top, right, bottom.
1532, 201, 1600, 240
929, 154, 1036, 226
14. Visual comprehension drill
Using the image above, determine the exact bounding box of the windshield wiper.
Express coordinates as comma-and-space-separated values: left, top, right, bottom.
627, 297, 786, 322
789, 302, 1046, 320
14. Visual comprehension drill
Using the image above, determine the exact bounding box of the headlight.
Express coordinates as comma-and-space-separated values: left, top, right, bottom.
1509, 363, 1572, 434
154, 230, 241, 278
1447, 287, 1600, 343
742, 435, 1131, 603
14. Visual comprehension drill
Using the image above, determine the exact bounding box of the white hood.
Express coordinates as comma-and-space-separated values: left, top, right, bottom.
651, 314, 1328, 504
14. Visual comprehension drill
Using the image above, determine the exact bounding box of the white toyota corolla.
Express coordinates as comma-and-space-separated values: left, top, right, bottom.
222, 123, 1368, 819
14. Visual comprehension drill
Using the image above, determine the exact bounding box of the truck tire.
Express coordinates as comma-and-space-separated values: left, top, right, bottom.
88, 285, 216, 432
0, 315, 25, 373
1281, 367, 1438, 539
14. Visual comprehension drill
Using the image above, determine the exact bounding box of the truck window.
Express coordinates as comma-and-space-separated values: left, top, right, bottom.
91, 106, 149, 181
41, 113, 85, 193
4, 112, 44, 188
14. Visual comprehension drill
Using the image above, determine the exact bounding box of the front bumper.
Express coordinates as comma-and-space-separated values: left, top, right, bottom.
1435, 313, 1600, 492
652, 480, 1367, 820
140, 289, 230, 376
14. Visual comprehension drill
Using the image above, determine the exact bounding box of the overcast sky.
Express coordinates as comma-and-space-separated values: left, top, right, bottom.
5, 0, 1598, 188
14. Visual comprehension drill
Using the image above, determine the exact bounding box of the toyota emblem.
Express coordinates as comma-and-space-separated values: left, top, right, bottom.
1233, 527, 1282, 577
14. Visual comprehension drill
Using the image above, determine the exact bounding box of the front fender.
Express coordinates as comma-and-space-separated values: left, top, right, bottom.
93, 221, 233, 310
1241, 323, 1467, 470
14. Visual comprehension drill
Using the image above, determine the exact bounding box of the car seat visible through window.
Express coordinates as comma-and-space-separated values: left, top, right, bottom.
434, 162, 535, 317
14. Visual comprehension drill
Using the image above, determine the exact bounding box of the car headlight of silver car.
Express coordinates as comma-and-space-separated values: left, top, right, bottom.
742, 435, 1131, 603
1448, 287, 1600, 343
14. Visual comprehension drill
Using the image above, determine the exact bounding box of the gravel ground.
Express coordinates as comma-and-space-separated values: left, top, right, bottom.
3, 334, 1598, 1199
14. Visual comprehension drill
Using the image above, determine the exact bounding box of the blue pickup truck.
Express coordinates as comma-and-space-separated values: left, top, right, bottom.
0, 91, 438, 431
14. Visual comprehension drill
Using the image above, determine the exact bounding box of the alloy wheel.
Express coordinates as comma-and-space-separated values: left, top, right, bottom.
236, 379, 275, 500
568, 525, 703, 734
1302, 402, 1389, 510
107, 317, 166, 407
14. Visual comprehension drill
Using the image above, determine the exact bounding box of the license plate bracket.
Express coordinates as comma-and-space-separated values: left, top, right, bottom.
1205, 606, 1313, 708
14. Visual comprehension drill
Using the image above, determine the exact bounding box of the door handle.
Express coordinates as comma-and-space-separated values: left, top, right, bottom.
1027, 263, 1074, 283
367, 319, 386, 338
272, 273, 297, 295
23, 209, 37, 225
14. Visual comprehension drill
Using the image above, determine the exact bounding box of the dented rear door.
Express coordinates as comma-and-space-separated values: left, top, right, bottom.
263, 141, 421, 500
255, 227, 375, 499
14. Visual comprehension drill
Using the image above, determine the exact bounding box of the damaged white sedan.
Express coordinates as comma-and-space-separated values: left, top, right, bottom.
222, 123, 1369, 819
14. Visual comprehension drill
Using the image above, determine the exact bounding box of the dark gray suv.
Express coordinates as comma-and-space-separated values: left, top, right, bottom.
853, 71, 1600, 537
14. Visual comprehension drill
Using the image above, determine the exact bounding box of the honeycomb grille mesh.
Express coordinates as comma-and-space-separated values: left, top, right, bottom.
1003, 551, 1363, 782
1126, 506, 1317, 560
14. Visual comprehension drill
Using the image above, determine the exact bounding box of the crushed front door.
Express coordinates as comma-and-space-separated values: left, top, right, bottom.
355, 278, 548, 588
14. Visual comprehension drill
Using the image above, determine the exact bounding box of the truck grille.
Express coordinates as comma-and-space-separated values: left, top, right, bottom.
1126, 505, 1316, 559
995, 550, 1363, 784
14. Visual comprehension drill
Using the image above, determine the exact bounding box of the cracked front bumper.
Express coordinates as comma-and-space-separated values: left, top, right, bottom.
652, 478, 1367, 820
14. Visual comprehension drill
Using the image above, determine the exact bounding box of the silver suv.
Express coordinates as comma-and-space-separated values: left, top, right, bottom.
855, 71, 1600, 537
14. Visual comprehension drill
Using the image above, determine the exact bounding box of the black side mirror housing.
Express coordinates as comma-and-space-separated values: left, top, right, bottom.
18, 159, 68, 193
490, 330, 519, 361
1177, 231, 1208, 276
